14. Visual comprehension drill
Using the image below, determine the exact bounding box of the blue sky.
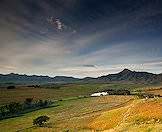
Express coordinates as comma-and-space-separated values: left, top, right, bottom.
0, 0, 162, 77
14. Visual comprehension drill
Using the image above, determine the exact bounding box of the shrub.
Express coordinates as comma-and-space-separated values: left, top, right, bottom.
37, 100, 49, 107
7, 86, 15, 89
24, 98, 33, 105
33, 115, 50, 127
0, 105, 8, 117
7, 102, 22, 114
24, 98, 33, 108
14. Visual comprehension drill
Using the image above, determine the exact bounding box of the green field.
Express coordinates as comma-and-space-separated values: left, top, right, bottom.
0, 83, 146, 105
0, 95, 134, 131
0, 83, 162, 131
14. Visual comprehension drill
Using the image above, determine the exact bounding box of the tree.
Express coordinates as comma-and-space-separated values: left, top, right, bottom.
7, 102, 22, 113
0, 105, 8, 117
37, 100, 44, 107
33, 115, 50, 127
37, 100, 48, 107
24, 98, 33, 105
24, 98, 33, 108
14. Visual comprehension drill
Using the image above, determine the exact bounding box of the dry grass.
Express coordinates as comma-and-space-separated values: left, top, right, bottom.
0, 87, 60, 105
89, 105, 128, 130
90, 98, 162, 131
145, 89, 162, 96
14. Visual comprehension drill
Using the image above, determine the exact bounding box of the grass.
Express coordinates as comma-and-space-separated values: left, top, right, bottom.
145, 89, 162, 96
89, 98, 162, 131
89, 104, 129, 130
0, 83, 162, 131
0, 92, 162, 131
0, 96, 133, 132
0, 83, 145, 105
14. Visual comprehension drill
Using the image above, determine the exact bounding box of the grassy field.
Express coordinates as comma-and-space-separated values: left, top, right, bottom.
0, 96, 134, 131
0, 83, 162, 131
145, 87, 162, 96
0, 83, 145, 105
89, 98, 162, 131
0, 96, 162, 132
115, 98, 162, 131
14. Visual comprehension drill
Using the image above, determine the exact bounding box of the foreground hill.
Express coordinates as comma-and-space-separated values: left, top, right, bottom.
0, 96, 162, 131
0, 96, 134, 131
89, 98, 162, 131
0, 69, 162, 84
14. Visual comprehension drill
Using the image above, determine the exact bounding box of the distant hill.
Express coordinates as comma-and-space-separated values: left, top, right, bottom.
0, 73, 79, 85
93, 69, 162, 84
0, 69, 162, 85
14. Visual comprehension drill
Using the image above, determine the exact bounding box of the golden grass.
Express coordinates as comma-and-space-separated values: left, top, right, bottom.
89, 98, 162, 131
89, 105, 128, 130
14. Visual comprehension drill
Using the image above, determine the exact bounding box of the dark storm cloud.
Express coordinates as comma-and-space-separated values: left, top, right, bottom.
82, 65, 96, 68
0, 0, 162, 77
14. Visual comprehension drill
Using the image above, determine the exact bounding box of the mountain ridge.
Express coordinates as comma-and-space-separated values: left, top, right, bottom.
0, 69, 162, 84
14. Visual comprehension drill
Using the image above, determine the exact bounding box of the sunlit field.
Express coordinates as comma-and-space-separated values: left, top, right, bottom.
0, 96, 134, 131
89, 98, 162, 131
1, 94, 162, 131
0, 83, 162, 131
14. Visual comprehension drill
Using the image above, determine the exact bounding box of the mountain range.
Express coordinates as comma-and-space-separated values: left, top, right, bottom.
0, 69, 162, 85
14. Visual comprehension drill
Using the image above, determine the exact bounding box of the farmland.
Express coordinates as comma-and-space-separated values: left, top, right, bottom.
145, 88, 162, 96
0, 83, 162, 131
0, 96, 134, 131
0, 83, 145, 105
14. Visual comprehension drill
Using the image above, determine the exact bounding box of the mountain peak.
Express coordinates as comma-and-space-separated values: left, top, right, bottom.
121, 69, 132, 73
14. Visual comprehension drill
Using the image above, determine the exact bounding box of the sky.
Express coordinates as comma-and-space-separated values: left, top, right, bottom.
0, 0, 162, 78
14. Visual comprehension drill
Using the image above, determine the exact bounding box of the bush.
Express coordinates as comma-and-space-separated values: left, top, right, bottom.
24, 98, 33, 105
7, 102, 23, 114
24, 98, 33, 108
7, 86, 15, 89
33, 115, 50, 127
104, 89, 131, 95
136, 93, 155, 99
37, 100, 49, 107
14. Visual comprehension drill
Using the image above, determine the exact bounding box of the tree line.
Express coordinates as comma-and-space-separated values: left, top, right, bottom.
0, 98, 52, 120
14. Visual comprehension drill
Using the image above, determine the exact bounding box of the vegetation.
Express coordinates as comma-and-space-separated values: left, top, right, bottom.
103, 89, 131, 95
0, 96, 133, 131
33, 115, 50, 127
0, 99, 52, 120
0, 83, 147, 105
89, 98, 162, 131
7, 85, 16, 89
0, 83, 162, 131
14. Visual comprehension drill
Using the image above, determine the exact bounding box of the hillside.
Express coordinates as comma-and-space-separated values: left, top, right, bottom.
89, 98, 162, 131
1, 96, 162, 131
0, 69, 162, 85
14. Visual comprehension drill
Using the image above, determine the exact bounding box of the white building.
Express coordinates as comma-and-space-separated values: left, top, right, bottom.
91, 92, 108, 97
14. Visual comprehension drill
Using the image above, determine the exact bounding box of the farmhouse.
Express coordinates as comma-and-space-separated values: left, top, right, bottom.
91, 92, 108, 97
91, 89, 131, 97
